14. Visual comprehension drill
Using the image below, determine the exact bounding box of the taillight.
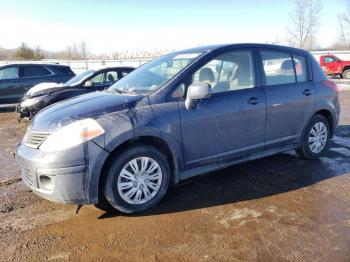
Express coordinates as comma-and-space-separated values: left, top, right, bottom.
323, 80, 339, 93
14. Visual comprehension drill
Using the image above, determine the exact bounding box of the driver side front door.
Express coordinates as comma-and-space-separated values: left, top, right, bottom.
178, 49, 266, 172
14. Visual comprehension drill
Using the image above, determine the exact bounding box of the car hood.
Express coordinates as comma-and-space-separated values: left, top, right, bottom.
25, 82, 67, 98
29, 91, 146, 132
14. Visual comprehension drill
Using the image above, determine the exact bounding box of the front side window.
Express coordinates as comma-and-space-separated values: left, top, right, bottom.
90, 71, 119, 86
21, 65, 51, 77
64, 70, 95, 86
109, 52, 202, 94
324, 56, 336, 63
90, 73, 104, 85
0, 67, 19, 80
261, 51, 296, 86
191, 50, 255, 94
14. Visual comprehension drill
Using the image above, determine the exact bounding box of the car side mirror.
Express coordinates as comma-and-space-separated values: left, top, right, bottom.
84, 80, 94, 88
185, 82, 212, 110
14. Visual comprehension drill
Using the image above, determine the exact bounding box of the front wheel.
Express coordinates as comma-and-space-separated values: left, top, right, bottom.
296, 114, 330, 159
104, 144, 170, 213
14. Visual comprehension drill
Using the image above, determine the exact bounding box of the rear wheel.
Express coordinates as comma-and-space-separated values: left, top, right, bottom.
343, 69, 350, 79
296, 114, 330, 159
103, 144, 170, 213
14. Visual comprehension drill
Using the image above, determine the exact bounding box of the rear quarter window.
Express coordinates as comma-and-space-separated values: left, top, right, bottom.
49, 66, 75, 76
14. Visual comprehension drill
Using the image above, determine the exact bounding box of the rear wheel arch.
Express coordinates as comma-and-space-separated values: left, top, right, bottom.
313, 109, 334, 137
342, 67, 350, 79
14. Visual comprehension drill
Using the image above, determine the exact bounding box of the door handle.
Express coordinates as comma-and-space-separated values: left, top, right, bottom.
303, 89, 314, 96
247, 97, 262, 105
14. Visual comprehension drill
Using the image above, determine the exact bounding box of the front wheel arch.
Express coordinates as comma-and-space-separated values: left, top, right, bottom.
98, 136, 179, 204
103, 144, 171, 213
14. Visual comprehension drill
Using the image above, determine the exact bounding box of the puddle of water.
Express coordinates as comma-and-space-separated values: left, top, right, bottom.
320, 156, 350, 175
330, 147, 350, 157
333, 136, 350, 148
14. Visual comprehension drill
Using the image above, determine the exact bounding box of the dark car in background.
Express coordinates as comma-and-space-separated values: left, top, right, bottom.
18, 66, 134, 118
16, 44, 339, 213
0, 64, 75, 103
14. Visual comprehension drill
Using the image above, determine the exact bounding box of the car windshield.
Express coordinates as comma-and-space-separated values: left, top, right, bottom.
108, 52, 203, 95
63, 70, 95, 86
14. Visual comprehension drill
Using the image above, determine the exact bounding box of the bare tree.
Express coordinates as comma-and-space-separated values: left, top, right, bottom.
287, 0, 322, 49
337, 5, 350, 49
79, 41, 89, 60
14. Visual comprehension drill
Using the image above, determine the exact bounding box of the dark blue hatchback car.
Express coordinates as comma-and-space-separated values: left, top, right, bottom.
16, 44, 340, 213
0, 63, 75, 103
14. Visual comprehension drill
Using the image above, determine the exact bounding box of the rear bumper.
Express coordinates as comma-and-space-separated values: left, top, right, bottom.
16, 140, 109, 205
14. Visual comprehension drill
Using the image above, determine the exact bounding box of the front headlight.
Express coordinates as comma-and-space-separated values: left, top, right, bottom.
39, 119, 105, 152
21, 95, 47, 107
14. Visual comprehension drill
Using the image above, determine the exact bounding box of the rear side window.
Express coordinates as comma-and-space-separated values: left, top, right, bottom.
121, 71, 130, 77
261, 51, 295, 86
21, 65, 51, 77
106, 71, 118, 83
0, 67, 18, 80
293, 55, 307, 82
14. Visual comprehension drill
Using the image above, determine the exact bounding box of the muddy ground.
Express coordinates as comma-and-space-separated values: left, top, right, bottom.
1, 91, 350, 262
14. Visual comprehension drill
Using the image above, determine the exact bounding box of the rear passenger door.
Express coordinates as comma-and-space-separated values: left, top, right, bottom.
259, 50, 315, 151
19, 65, 53, 96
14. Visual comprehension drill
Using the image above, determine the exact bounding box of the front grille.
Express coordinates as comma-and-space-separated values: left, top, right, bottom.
23, 131, 50, 148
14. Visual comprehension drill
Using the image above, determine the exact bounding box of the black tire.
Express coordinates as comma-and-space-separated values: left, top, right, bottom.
103, 144, 170, 213
296, 114, 330, 159
343, 69, 350, 79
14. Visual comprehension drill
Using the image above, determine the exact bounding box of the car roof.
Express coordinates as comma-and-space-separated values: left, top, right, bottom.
0, 63, 71, 68
0, 64, 135, 70
88, 66, 135, 73
96, 66, 135, 70
170, 43, 310, 56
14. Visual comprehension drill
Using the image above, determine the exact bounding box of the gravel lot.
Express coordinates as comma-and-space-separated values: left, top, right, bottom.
1, 89, 350, 261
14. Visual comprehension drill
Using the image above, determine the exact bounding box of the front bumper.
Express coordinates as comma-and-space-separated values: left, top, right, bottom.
16, 140, 109, 205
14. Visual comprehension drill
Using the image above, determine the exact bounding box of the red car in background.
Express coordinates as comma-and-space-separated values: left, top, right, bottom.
319, 54, 350, 79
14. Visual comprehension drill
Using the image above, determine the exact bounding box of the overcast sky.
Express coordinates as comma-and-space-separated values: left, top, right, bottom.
0, 0, 347, 54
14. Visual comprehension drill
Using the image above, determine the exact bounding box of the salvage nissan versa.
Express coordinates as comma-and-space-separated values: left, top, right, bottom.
16, 44, 340, 213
